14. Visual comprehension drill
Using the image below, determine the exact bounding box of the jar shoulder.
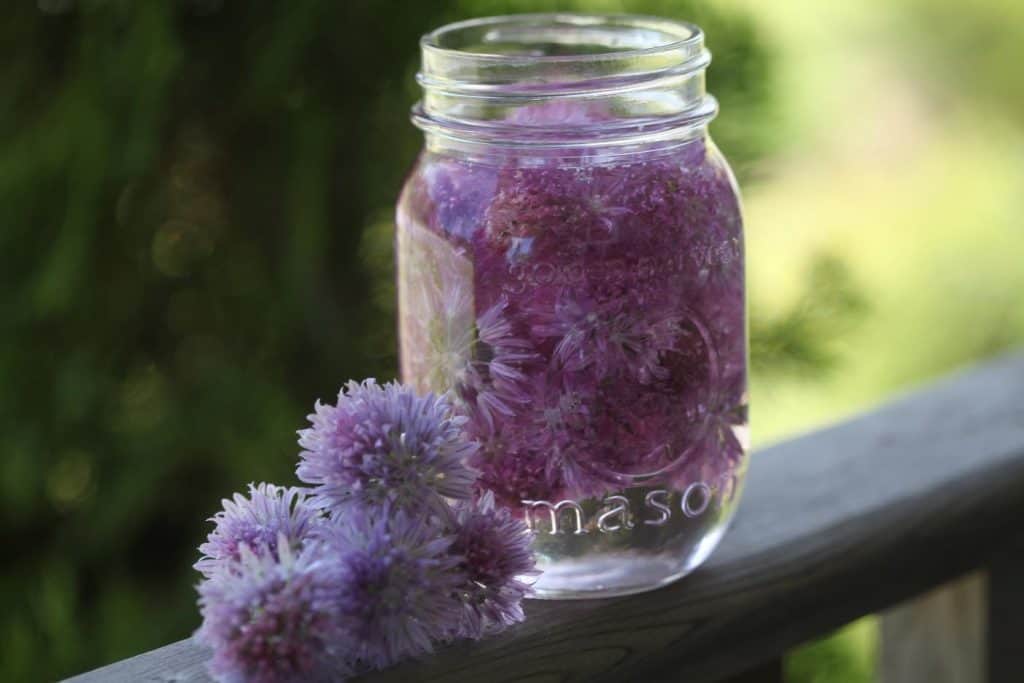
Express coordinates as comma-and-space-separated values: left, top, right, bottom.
397, 137, 743, 245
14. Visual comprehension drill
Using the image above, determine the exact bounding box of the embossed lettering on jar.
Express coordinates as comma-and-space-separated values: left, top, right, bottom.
397, 14, 748, 598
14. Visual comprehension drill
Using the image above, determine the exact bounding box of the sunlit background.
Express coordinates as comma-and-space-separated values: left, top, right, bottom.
3, 1, 1023, 680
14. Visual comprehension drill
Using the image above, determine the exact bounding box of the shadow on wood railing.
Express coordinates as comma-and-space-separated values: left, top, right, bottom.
66, 354, 1024, 683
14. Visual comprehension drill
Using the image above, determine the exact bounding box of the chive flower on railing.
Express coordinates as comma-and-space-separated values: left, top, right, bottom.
447, 492, 540, 639
193, 380, 537, 682
194, 483, 321, 578
297, 379, 478, 516
316, 509, 464, 668
196, 537, 350, 683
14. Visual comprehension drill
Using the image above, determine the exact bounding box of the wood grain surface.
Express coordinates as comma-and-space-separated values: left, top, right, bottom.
66, 354, 1024, 683
880, 572, 987, 683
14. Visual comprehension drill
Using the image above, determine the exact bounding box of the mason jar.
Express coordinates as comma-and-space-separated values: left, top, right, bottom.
396, 14, 747, 598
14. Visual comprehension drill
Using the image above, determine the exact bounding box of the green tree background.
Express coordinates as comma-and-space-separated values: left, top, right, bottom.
2, 1, 1022, 681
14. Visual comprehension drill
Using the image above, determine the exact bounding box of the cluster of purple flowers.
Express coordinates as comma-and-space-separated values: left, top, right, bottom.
194, 380, 537, 682
398, 136, 748, 508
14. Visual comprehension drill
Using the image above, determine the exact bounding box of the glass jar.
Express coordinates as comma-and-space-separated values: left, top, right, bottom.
396, 14, 747, 598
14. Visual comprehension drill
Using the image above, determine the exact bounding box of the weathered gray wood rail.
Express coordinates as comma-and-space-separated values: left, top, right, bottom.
68, 353, 1024, 683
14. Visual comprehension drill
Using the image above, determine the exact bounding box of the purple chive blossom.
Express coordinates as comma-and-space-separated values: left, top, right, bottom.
468, 424, 561, 508
421, 158, 498, 242
318, 510, 464, 670
449, 299, 535, 433
195, 538, 349, 683
670, 391, 748, 493
448, 492, 538, 639
528, 378, 604, 496
575, 166, 632, 239
195, 483, 320, 578
531, 295, 681, 383
296, 380, 477, 516
417, 285, 535, 434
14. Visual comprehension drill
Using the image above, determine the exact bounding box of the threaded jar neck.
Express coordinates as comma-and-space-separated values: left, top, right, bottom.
413, 14, 717, 153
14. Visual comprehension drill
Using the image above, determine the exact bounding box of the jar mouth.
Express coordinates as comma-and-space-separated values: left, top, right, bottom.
421, 14, 705, 83
415, 14, 716, 151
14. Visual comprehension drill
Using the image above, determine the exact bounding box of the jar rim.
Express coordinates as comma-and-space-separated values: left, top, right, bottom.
421, 13, 704, 68
415, 14, 716, 152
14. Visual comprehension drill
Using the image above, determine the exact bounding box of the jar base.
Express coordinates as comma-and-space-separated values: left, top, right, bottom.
527, 520, 729, 600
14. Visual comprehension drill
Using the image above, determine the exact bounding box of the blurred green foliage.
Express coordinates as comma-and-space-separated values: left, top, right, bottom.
786, 620, 877, 683
751, 253, 868, 377
3, 1, 1022, 681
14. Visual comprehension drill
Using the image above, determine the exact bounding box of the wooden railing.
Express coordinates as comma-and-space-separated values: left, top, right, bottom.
67, 354, 1024, 683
